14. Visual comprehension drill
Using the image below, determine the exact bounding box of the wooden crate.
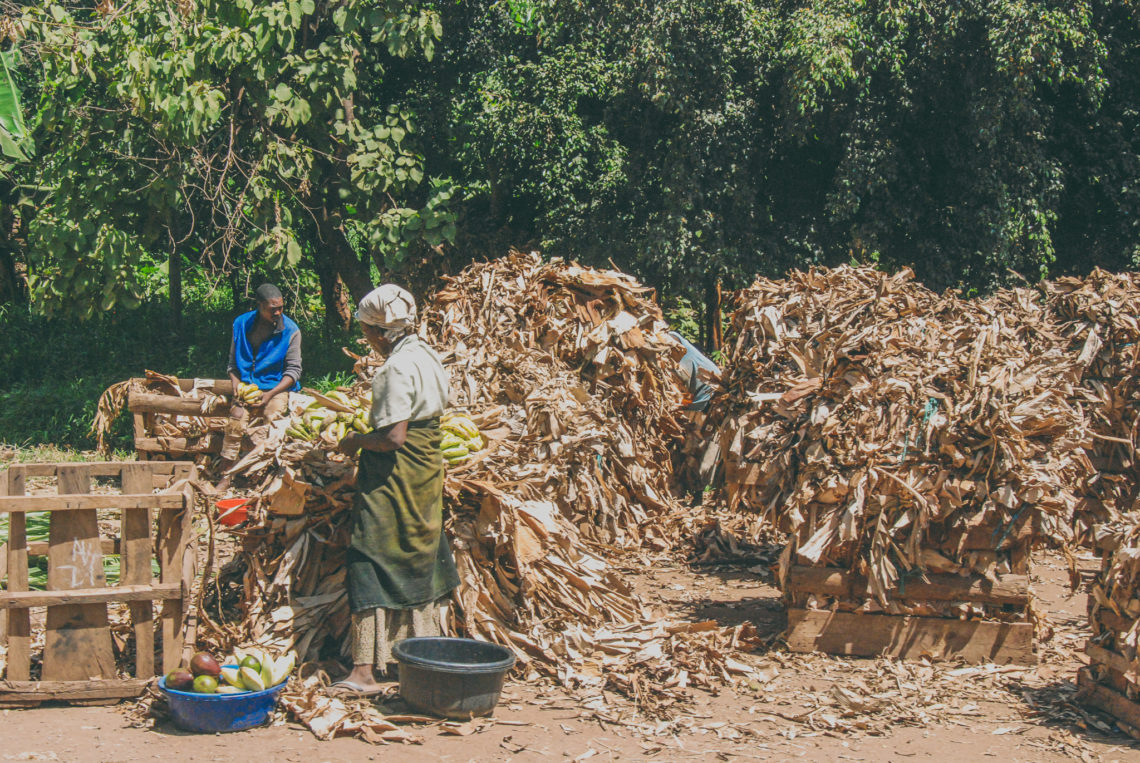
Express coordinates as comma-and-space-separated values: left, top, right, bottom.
784, 565, 1035, 664
127, 378, 231, 459
1079, 643, 1140, 740
0, 462, 197, 706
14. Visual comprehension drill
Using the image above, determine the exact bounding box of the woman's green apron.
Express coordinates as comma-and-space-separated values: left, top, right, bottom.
347, 419, 460, 611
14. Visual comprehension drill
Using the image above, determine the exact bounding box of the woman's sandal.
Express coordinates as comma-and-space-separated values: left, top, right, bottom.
328, 679, 384, 697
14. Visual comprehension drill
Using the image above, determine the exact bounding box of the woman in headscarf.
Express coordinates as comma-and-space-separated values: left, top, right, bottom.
332, 284, 460, 695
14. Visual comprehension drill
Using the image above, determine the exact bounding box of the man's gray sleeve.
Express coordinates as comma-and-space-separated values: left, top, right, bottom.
284, 330, 303, 383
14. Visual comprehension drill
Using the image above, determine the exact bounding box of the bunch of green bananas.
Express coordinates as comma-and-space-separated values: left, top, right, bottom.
235, 382, 263, 405
284, 388, 373, 443
440, 413, 484, 465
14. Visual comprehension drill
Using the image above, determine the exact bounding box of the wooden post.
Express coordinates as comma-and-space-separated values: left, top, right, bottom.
0, 471, 6, 648
121, 464, 156, 678
5, 466, 30, 680
158, 492, 191, 674
43, 466, 116, 682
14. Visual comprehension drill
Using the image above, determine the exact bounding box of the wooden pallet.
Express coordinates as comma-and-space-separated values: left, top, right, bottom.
784, 565, 1035, 664
0, 462, 197, 706
1079, 643, 1140, 740
127, 378, 231, 459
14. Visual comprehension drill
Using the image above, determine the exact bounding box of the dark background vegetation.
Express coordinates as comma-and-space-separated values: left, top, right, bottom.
0, 0, 1137, 450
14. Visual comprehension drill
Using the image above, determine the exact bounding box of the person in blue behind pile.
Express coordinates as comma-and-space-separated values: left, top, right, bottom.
669, 330, 719, 412
219, 283, 303, 478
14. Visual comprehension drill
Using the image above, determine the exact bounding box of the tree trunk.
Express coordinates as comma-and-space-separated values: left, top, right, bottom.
704, 278, 722, 355
229, 268, 244, 312
0, 246, 26, 305
313, 252, 352, 330
169, 249, 182, 329
316, 207, 372, 304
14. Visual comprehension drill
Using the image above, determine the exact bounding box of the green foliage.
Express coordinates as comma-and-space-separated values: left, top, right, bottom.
310, 370, 358, 393
0, 48, 32, 164
20, 0, 457, 317
663, 297, 700, 344
0, 0, 1136, 324
420, 0, 1140, 295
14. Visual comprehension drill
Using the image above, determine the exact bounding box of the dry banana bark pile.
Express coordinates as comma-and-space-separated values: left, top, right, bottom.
701, 265, 1099, 622
190, 252, 764, 730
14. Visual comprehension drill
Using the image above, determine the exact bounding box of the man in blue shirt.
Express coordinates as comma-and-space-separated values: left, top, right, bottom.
220, 283, 303, 469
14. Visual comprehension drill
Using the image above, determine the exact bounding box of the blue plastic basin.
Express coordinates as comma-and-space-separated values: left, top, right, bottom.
159, 670, 286, 733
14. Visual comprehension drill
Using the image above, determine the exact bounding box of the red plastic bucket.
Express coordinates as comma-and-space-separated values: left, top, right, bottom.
215, 498, 250, 526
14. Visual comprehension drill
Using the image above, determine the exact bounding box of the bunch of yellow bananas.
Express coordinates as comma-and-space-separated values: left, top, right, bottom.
235, 382, 263, 405
440, 413, 484, 465
284, 388, 373, 443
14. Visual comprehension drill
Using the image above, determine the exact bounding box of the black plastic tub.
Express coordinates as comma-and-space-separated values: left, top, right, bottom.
392, 637, 516, 719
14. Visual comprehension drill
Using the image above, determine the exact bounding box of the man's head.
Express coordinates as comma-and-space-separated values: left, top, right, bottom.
255, 283, 284, 325
355, 284, 416, 354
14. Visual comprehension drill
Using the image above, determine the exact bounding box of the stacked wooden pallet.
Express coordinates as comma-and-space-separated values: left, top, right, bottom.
0, 461, 196, 706
1081, 519, 1140, 738
125, 375, 231, 459
783, 564, 1034, 663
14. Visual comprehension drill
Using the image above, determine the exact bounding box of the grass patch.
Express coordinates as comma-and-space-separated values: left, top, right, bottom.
0, 301, 358, 451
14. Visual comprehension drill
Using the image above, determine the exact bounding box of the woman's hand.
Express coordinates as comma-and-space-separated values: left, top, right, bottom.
337, 432, 361, 456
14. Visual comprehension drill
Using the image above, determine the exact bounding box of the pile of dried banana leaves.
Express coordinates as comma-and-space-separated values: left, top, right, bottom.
703, 265, 1093, 620
188, 252, 761, 729
1045, 270, 1140, 542
1087, 517, 1140, 704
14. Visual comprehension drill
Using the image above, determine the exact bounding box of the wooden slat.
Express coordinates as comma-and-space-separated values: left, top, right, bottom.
0, 540, 6, 647
28, 539, 119, 556
133, 413, 149, 462
0, 678, 149, 703
1077, 667, 1140, 740
0, 494, 184, 513
121, 464, 156, 678
159, 495, 191, 674
1087, 642, 1140, 684
15, 462, 189, 479
785, 609, 1036, 664
134, 435, 223, 454
43, 466, 116, 682
128, 390, 229, 417
0, 473, 6, 648
786, 566, 1029, 607
1095, 610, 1133, 634
0, 583, 180, 609
5, 467, 30, 680
16, 458, 171, 476
131, 377, 231, 395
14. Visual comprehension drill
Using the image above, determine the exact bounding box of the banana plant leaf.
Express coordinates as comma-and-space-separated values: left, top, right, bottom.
0, 48, 31, 161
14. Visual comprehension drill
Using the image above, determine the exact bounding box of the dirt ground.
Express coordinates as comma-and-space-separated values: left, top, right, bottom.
3, 549, 1139, 762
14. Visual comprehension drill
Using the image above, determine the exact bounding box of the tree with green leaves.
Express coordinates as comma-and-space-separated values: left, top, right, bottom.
0, 44, 34, 305
19, 0, 459, 324
417, 0, 1139, 314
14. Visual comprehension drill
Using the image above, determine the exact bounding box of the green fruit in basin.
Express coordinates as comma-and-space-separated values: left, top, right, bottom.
240, 655, 261, 673
192, 675, 218, 694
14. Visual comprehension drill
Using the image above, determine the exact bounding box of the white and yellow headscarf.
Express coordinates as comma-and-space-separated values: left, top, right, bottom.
355, 284, 417, 340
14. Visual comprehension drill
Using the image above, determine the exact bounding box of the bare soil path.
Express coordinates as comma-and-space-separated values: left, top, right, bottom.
2, 551, 1139, 762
